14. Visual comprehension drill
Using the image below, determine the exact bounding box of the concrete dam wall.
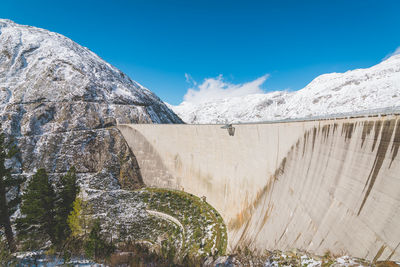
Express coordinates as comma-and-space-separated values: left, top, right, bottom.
118, 115, 400, 261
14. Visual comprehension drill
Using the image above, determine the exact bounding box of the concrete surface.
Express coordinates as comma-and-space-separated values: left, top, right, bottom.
118, 115, 400, 261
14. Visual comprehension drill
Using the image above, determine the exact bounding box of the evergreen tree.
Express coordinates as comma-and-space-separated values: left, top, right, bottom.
55, 166, 79, 245
16, 168, 57, 249
0, 128, 23, 252
84, 219, 114, 261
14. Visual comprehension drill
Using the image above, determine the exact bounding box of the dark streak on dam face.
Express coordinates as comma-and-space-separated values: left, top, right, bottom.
342, 122, 356, 142
390, 119, 400, 168
372, 120, 383, 152
361, 121, 374, 148
118, 115, 400, 262
358, 119, 396, 215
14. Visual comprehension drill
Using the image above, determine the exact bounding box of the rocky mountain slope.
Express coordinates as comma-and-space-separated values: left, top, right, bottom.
170, 55, 400, 124
0, 19, 181, 200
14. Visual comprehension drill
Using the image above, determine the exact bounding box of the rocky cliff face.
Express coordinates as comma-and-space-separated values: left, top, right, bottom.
0, 19, 182, 195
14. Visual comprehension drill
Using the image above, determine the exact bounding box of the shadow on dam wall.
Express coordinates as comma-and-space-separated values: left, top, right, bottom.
118, 116, 400, 262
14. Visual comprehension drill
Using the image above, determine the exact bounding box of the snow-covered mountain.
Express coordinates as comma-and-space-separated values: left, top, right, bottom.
169, 55, 400, 124
0, 19, 181, 198
0, 19, 186, 246
0, 19, 182, 125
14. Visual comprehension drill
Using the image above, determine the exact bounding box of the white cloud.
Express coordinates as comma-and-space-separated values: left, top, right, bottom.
184, 73, 197, 86
383, 46, 400, 61
183, 74, 269, 104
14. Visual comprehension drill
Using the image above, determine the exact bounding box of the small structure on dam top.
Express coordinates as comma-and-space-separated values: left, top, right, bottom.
221, 124, 235, 136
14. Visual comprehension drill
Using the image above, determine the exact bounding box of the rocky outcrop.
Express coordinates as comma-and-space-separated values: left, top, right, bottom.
0, 19, 182, 195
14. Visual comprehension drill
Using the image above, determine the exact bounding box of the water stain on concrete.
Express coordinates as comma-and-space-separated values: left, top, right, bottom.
361, 121, 374, 148
358, 119, 395, 216
317, 237, 325, 249
294, 233, 302, 245
228, 153, 288, 231
386, 241, 400, 261
342, 122, 355, 142
174, 154, 182, 171
303, 131, 309, 157
321, 124, 331, 141
373, 245, 386, 263
389, 119, 400, 168
312, 127, 317, 151
261, 203, 274, 227
333, 123, 338, 134
372, 121, 383, 152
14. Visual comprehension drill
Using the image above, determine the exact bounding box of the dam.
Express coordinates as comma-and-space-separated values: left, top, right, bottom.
118, 114, 400, 261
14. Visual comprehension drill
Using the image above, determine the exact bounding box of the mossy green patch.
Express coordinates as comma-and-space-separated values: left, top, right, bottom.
138, 187, 227, 261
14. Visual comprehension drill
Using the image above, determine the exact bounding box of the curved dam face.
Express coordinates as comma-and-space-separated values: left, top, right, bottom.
118, 115, 400, 261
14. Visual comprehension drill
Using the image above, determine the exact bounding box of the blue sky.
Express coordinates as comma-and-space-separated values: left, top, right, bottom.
1, 0, 400, 104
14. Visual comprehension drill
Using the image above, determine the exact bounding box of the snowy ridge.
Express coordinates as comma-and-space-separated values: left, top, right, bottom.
0, 19, 181, 124
169, 55, 400, 124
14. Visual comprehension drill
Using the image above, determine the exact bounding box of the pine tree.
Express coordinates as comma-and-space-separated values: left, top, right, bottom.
55, 166, 79, 245
84, 219, 114, 261
0, 128, 23, 252
16, 168, 57, 249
